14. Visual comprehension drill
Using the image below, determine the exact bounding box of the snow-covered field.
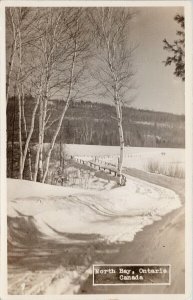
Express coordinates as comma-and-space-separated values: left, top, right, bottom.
64, 144, 185, 174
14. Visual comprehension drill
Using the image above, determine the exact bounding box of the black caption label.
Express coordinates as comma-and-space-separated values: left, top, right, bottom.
93, 264, 171, 285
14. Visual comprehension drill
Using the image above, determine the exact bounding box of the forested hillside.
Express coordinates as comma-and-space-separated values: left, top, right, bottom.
7, 97, 185, 148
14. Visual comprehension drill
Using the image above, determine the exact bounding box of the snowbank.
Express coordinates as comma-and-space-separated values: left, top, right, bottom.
8, 176, 181, 244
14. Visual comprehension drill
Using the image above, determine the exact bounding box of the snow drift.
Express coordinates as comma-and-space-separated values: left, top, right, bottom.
8, 176, 181, 244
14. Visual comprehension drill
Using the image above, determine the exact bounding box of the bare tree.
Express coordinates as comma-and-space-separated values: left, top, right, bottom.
87, 8, 136, 184
42, 9, 90, 183
7, 7, 34, 179
6, 7, 45, 179
6, 8, 25, 179
33, 8, 65, 182
16, 16, 23, 179
18, 9, 44, 179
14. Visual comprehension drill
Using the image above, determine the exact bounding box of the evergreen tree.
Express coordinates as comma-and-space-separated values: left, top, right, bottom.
163, 14, 185, 81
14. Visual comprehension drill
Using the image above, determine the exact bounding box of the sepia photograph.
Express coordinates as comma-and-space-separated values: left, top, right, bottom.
1, 1, 192, 298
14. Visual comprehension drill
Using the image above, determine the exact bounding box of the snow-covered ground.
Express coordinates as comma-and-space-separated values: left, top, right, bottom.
64, 144, 185, 174
8, 266, 92, 295
8, 145, 184, 294
8, 176, 181, 244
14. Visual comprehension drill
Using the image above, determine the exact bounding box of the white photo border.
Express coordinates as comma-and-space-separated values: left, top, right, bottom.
0, 1, 192, 300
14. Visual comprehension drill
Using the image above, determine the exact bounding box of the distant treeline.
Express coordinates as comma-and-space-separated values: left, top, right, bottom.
7, 97, 185, 148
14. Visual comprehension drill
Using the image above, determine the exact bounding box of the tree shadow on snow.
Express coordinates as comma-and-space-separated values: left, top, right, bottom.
8, 215, 104, 272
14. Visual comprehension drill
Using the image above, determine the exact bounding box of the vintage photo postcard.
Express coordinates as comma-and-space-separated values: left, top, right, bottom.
0, 1, 192, 299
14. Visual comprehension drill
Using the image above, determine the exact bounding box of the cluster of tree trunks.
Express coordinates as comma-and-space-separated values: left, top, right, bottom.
6, 7, 137, 183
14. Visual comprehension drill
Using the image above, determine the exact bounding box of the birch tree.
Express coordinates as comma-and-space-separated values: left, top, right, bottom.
6, 7, 45, 179
33, 8, 64, 182
20, 9, 44, 179
11, 8, 61, 180
42, 9, 90, 183
7, 7, 35, 179
16, 15, 23, 179
87, 8, 135, 184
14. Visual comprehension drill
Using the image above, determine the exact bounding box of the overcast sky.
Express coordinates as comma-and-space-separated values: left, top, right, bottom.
6, 6, 184, 115
128, 7, 184, 114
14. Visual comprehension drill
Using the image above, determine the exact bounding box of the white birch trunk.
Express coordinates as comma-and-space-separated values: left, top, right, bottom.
34, 71, 49, 182
39, 93, 49, 175
21, 91, 42, 175
34, 97, 43, 181
21, 86, 33, 180
17, 86, 23, 179
17, 20, 23, 179
115, 100, 124, 184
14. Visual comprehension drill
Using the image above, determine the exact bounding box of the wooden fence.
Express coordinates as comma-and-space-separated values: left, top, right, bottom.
72, 156, 127, 186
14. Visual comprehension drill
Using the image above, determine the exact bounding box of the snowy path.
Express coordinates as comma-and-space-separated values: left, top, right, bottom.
80, 171, 185, 294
